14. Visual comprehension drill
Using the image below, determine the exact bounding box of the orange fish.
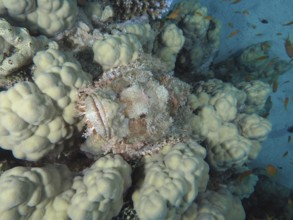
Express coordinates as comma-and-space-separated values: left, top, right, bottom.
284, 97, 289, 110
204, 15, 213, 21
227, 30, 239, 39
284, 34, 293, 60
166, 8, 181, 20
283, 21, 293, 26
272, 79, 278, 93
266, 164, 278, 176
255, 55, 269, 61
237, 170, 252, 182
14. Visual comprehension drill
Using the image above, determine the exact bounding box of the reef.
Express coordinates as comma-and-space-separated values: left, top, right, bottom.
0, 0, 292, 219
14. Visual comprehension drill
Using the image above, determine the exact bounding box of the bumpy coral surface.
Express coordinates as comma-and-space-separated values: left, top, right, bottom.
0, 165, 72, 220
93, 33, 143, 70
109, 0, 168, 20
132, 140, 209, 220
0, 0, 78, 36
0, 48, 91, 161
0, 0, 283, 219
0, 18, 57, 76
189, 79, 271, 170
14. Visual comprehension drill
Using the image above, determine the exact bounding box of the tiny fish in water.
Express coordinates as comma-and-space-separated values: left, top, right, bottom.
255, 55, 269, 61
228, 22, 234, 28
260, 18, 269, 24
227, 30, 239, 39
288, 135, 291, 143
283, 21, 293, 26
204, 15, 213, 21
242, 10, 249, 15
272, 79, 278, 93
266, 164, 278, 176
166, 8, 181, 20
284, 97, 289, 110
261, 41, 271, 51
231, 0, 241, 4
256, 33, 263, 36
288, 126, 293, 133
276, 32, 283, 36
284, 35, 293, 61
237, 170, 252, 182
251, 24, 257, 29
283, 151, 289, 158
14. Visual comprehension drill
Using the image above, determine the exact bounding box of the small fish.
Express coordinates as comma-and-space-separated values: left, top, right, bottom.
260, 18, 269, 24
288, 126, 293, 133
204, 15, 213, 21
166, 8, 181, 20
251, 24, 257, 29
276, 32, 283, 36
266, 164, 278, 176
288, 135, 291, 143
256, 33, 263, 36
261, 41, 271, 51
255, 55, 269, 61
284, 34, 293, 60
265, 57, 278, 68
227, 30, 239, 39
195, 11, 203, 17
242, 10, 249, 15
228, 22, 234, 28
283, 21, 293, 26
232, 0, 241, 4
282, 80, 290, 84
284, 97, 289, 110
283, 151, 289, 158
237, 170, 252, 182
272, 79, 278, 93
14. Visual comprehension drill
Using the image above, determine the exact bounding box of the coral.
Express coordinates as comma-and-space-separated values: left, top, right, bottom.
132, 140, 209, 220
189, 79, 271, 170
213, 41, 293, 84
0, 18, 57, 76
236, 113, 272, 141
183, 189, 246, 220
67, 154, 132, 220
83, 1, 114, 23
115, 22, 156, 53
0, 0, 78, 36
167, 0, 221, 78
154, 23, 185, 71
227, 167, 259, 199
0, 165, 72, 220
0, 154, 131, 220
0, 48, 91, 161
236, 80, 272, 114
92, 33, 143, 70
109, 0, 168, 20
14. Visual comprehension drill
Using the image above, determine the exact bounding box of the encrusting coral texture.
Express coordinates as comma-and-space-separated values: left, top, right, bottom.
0, 0, 288, 219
